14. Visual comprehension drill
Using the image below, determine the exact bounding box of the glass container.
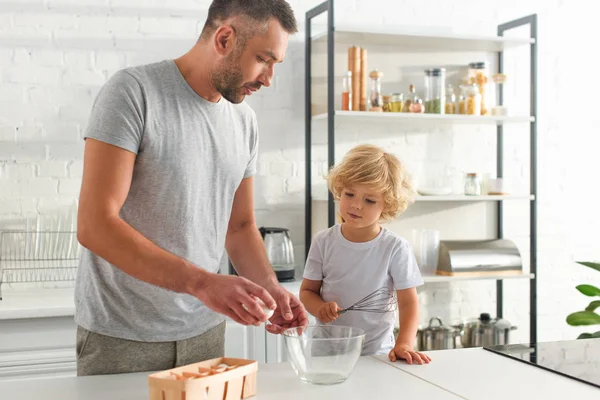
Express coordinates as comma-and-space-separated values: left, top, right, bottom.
283, 325, 365, 385
369, 69, 384, 111
444, 84, 456, 114
468, 62, 489, 115
390, 93, 404, 112
466, 84, 481, 115
464, 173, 481, 196
424, 68, 446, 114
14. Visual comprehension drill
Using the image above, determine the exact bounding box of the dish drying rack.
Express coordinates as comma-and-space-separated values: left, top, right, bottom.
0, 231, 80, 300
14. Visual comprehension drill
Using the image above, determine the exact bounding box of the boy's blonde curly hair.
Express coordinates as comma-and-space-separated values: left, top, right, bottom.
326, 144, 415, 222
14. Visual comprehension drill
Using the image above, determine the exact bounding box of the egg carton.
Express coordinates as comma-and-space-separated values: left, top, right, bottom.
148, 357, 258, 400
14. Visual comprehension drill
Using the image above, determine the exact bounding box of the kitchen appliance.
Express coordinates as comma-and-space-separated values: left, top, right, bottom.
416, 317, 462, 351
260, 227, 296, 282
485, 339, 600, 389
459, 313, 517, 348
436, 239, 522, 276
283, 325, 365, 385
228, 227, 296, 282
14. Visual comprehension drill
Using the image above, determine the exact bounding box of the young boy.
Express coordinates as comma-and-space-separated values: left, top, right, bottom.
300, 144, 431, 365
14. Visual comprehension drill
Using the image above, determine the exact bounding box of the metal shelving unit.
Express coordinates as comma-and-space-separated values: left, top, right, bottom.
304, 0, 538, 345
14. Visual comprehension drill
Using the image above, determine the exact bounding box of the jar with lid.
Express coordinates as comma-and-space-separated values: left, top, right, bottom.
390, 93, 404, 112
424, 68, 446, 114
341, 70, 352, 111
404, 84, 417, 112
445, 84, 456, 114
369, 69, 384, 112
466, 84, 481, 115
468, 62, 489, 115
464, 173, 481, 196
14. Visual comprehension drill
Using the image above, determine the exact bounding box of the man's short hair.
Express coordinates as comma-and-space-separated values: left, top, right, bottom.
201, 0, 298, 44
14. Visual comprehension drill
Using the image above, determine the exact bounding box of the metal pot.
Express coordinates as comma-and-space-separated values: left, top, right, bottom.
460, 313, 517, 348
416, 317, 462, 351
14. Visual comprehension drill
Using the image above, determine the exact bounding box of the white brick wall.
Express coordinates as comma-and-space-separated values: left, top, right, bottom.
0, 0, 598, 344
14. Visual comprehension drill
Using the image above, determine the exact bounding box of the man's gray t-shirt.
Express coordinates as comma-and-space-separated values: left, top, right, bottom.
74, 60, 258, 342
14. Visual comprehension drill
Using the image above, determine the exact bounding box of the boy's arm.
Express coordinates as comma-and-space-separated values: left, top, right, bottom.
300, 278, 326, 317
389, 287, 431, 364
394, 287, 420, 347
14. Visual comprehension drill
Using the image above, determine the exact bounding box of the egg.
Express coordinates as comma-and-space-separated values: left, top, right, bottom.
243, 299, 275, 319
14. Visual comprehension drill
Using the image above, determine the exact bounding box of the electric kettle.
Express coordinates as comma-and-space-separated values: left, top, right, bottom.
260, 227, 296, 282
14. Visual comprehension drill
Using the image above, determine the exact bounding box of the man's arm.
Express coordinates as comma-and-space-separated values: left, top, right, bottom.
78, 138, 202, 294
78, 138, 273, 326
226, 177, 309, 332
225, 176, 278, 288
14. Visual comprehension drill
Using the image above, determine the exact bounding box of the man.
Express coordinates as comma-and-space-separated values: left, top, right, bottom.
75, 0, 307, 376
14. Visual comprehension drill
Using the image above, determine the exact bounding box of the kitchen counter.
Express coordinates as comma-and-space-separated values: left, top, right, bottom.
0, 288, 75, 320
0, 280, 302, 320
0, 348, 597, 399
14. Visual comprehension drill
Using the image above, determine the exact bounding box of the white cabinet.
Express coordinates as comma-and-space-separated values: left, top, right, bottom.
0, 316, 77, 381
224, 320, 266, 363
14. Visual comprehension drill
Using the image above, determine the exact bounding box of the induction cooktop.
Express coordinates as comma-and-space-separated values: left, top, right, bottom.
484, 338, 600, 389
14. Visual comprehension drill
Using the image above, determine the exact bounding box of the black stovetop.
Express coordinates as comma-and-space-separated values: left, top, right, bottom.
484, 338, 600, 389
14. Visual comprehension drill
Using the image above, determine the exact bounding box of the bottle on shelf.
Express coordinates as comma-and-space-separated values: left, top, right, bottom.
410, 98, 425, 113
445, 84, 456, 114
466, 84, 482, 115
368, 69, 384, 112
404, 84, 418, 112
341, 70, 352, 111
491, 73, 507, 116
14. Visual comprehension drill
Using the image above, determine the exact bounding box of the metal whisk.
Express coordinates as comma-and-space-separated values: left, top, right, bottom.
338, 287, 397, 314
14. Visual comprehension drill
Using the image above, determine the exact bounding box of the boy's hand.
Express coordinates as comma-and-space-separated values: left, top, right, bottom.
389, 343, 431, 365
317, 302, 341, 323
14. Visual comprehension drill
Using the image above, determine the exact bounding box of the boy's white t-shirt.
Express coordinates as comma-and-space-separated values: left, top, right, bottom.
303, 224, 424, 355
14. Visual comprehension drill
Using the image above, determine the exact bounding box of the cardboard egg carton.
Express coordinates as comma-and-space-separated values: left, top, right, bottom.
148, 357, 258, 400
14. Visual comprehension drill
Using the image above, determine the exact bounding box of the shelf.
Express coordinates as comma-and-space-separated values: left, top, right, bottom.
312, 195, 534, 202
312, 25, 534, 52
312, 111, 535, 125
423, 273, 534, 283
415, 195, 535, 202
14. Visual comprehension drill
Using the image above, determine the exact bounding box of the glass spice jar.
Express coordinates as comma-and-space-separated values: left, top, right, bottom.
445, 84, 456, 114
390, 93, 404, 112
369, 69, 384, 112
464, 173, 481, 196
466, 84, 481, 115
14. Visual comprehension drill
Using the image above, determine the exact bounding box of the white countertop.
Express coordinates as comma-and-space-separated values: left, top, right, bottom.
0, 280, 302, 320
0, 349, 597, 399
0, 288, 75, 320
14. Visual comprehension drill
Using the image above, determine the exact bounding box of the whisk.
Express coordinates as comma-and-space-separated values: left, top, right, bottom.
338, 287, 397, 314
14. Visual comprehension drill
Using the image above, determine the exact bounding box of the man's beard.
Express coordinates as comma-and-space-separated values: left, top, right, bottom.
211, 53, 260, 104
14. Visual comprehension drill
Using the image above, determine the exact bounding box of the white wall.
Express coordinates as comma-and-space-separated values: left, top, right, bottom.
0, 0, 598, 343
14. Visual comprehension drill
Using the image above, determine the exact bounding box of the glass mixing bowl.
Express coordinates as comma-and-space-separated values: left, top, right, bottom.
282, 325, 365, 385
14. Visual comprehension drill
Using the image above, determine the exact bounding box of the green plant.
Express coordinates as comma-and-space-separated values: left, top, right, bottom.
566, 262, 600, 339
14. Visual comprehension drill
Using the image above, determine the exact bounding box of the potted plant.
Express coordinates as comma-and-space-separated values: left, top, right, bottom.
566, 262, 600, 339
